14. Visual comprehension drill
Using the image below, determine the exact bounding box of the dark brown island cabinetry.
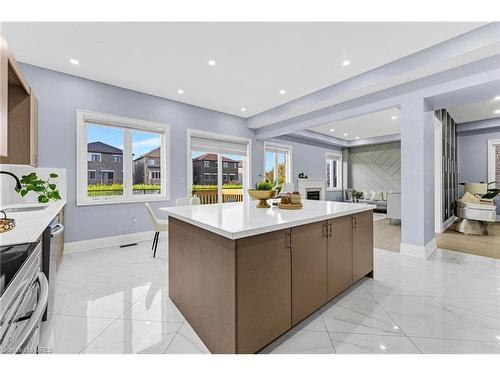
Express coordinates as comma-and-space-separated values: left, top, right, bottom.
168, 210, 373, 354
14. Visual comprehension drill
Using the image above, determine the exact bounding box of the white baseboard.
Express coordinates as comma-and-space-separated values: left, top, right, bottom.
441, 215, 457, 232
64, 230, 167, 254
400, 237, 437, 259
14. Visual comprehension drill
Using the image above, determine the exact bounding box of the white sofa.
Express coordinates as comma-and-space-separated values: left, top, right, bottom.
344, 189, 389, 212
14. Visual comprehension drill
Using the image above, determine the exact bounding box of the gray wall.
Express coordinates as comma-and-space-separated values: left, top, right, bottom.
347, 141, 401, 192
254, 139, 343, 201
22, 63, 252, 242
21, 64, 342, 242
458, 123, 500, 215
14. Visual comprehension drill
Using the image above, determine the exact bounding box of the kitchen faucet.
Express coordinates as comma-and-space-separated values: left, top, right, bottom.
0, 171, 22, 191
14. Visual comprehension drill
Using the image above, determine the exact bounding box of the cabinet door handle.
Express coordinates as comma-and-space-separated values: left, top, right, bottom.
322, 223, 327, 237
328, 223, 333, 237
286, 232, 291, 249
353, 216, 357, 229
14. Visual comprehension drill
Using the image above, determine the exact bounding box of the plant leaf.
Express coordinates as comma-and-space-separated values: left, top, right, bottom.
49, 173, 58, 178
38, 195, 49, 203
20, 189, 28, 197
49, 184, 56, 190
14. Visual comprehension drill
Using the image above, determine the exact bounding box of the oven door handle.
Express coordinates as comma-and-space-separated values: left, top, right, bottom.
10, 272, 48, 353
50, 223, 64, 238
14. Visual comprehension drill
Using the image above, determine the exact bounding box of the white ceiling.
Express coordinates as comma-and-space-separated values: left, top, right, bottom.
310, 107, 400, 141
448, 97, 500, 123
1, 22, 486, 118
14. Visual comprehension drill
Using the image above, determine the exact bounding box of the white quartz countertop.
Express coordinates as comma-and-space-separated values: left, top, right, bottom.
160, 200, 376, 240
0, 200, 67, 246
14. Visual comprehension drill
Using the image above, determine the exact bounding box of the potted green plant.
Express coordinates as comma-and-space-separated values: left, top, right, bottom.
248, 180, 276, 208
15, 172, 62, 203
351, 190, 364, 203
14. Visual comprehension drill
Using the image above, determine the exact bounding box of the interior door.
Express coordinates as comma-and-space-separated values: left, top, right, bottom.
353, 210, 374, 282
327, 216, 353, 299
291, 221, 328, 325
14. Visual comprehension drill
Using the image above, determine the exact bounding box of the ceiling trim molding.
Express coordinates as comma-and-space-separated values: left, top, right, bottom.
254, 55, 500, 140
457, 117, 500, 133
247, 22, 500, 129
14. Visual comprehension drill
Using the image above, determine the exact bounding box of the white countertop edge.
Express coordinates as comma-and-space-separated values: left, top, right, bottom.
0, 200, 67, 246
163, 204, 376, 240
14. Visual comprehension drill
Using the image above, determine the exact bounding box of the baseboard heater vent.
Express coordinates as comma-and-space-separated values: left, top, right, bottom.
120, 243, 138, 248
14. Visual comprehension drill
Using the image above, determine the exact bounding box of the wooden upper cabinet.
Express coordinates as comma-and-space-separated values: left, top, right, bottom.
29, 90, 38, 166
237, 229, 292, 353
327, 215, 353, 299
352, 210, 374, 282
0, 35, 8, 157
0, 33, 37, 166
290, 221, 328, 325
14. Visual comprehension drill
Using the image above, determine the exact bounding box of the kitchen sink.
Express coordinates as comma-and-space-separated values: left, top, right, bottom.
2, 206, 48, 213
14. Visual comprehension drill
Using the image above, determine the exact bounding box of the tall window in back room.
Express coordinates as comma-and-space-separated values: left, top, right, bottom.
326, 152, 342, 191
264, 142, 292, 185
77, 111, 170, 205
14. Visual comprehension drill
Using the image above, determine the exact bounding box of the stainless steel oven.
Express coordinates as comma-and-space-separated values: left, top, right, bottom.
0, 242, 48, 354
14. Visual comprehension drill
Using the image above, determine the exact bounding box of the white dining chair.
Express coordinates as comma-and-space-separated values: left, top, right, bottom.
176, 196, 201, 206
145, 203, 168, 258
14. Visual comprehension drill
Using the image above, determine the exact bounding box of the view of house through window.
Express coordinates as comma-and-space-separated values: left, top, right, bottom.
87, 124, 124, 196
132, 130, 162, 195
79, 113, 169, 205
192, 151, 244, 204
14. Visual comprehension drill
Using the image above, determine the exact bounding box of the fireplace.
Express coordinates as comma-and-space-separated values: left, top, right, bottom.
297, 178, 326, 200
306, 190, 320, 200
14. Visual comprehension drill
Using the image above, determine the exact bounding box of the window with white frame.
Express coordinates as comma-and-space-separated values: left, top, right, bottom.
326, 152, 342, 191
264, 143, 292, 184
77, 110, 170, 205
488, 139, 500, 189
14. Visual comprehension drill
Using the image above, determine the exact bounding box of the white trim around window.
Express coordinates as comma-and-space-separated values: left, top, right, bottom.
263, 141, 292, 184
487, 138, 500, 184
76, 110, 170, 206
326, 151, 342, 191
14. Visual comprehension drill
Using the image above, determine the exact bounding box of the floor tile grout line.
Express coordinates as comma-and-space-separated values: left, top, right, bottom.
319, 314, 337, 354
77, 315, 123, 354
163, 321, 185, 354
420, 287, 496, 343
361, 283, 423, 353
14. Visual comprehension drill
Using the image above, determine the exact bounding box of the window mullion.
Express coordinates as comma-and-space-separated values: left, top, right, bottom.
123, 129, 133, 198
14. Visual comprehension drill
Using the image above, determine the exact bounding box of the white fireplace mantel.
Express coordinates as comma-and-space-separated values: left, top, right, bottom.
297, 178, 326, 200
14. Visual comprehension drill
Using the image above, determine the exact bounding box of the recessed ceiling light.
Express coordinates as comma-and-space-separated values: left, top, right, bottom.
393, 326, 399, 330
208, 59, 216, 66
391, 115, 398, 120
344, 133, 349, 137
69, 58, 79, 65
329, 128, 335, 132
342, 60, 350, 67
241, 107, 246, 112
177, 89, 184, 94
279, 89, 286, 95
379, 345, 386, 350
495, 109, 500, 114
494, 96, 500, 101
355, 136, 360, 140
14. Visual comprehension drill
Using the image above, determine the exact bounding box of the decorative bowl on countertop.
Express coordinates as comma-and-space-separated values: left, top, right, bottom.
0, 211, 15, 233
247, 189, 277, 208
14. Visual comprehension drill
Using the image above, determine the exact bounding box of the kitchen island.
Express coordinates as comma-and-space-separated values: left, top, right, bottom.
160, 200, 376, 353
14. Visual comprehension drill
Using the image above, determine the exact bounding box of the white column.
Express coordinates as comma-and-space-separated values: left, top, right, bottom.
400, 95, 436, 258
